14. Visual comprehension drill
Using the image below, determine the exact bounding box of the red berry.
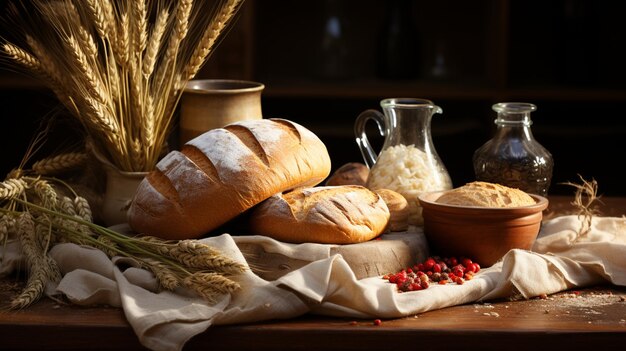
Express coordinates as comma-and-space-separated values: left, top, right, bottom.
462, 258, 472, 267
424, 258, 436, 270
433, 263, 442, 273
374, 319, 382, 326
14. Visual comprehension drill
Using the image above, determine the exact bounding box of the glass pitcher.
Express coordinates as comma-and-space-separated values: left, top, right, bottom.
354, 98, 452, 226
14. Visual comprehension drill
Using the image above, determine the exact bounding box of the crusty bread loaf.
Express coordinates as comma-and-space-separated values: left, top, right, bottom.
127, 118, 332, 239
374, 189, 409, 232
325, 162, 369, 186
248, 185, 390, 244
435, 181, 536, 207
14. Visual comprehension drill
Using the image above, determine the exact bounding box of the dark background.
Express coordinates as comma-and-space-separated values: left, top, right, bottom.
1, 0, 625, 196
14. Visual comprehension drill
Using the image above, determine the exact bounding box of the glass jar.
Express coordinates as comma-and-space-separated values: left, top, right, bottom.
473, 102, 554, 196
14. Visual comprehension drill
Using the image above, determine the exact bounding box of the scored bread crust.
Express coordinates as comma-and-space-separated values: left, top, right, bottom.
248, 185, 391, 244
127, 118, 331, 239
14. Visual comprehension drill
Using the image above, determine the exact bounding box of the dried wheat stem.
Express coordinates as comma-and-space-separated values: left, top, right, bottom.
32, 152, 88, 176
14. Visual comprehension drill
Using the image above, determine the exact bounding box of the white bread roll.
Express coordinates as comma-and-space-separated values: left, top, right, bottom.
128, 118, 331, 239
248, 185, 390, 244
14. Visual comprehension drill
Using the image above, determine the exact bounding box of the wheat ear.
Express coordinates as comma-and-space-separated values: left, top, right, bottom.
32, 152, 88, 175
183, 0, 243, 81
0, 179, 28, 200
10, 213, 60, 310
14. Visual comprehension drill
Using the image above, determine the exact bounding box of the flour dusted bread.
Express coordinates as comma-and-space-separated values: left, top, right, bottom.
127, 118, 331, 239
249, 186, 390, 244
435, 181, 536, 208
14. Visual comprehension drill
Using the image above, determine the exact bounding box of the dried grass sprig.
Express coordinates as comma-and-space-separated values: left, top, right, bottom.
560, 175, 601, 241
1, 0, 244, 172
1, 172, 246, 309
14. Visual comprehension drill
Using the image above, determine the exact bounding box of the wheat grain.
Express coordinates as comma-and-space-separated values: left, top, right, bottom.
143, 257, 181, 291
32, 152, 88, 175
3, 43, 41, 72
85, 0, 109, 40
74, 196, 93, 222
183, 272, 240, 303
59, 196, 77, 216
142, 93, 156, 148
95, 235, 119, 258
83, 96, 119, 134
183, 0, 243, 80
10, 212, 57, 310
100, 0, 117, 40
131, 137, 146, 171
67, 35, 108, 105
131, 0, 148, 56
0, 214, 13, 243
0, 178, 28, 200
114, 11, 130, 69
24, 36, 66, 89
142, 9, 169, 78
30, 179, 58, 209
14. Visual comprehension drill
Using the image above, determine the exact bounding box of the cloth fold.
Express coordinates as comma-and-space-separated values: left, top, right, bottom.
2, 215, 625, 351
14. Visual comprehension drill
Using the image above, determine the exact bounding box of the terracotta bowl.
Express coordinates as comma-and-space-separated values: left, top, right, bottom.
418, 191, 549, 267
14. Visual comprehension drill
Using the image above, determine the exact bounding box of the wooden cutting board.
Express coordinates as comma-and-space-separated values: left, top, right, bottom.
239, 228, 429, 281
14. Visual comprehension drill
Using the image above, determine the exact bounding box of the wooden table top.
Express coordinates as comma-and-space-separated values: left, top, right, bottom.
1, 195, 626, 351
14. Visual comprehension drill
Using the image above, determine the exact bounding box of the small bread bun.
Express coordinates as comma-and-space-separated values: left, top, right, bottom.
436, 181, 535, 208
325, 162, 369, 186
249, 185, 390, 244
375, 189, 409, 232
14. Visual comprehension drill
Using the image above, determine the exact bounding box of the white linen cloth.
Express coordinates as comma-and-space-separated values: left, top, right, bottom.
2, 215, 625, 351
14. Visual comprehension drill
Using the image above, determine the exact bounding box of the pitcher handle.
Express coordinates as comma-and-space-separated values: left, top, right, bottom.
354, 109, 385, 169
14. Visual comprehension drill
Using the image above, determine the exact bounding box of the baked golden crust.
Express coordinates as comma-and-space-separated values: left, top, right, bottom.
435, 181, 536, 208
127, 118, 332, 239
248, 185, 390, 244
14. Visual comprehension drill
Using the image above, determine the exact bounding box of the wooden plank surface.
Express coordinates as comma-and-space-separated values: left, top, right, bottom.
1, 195, 626, 351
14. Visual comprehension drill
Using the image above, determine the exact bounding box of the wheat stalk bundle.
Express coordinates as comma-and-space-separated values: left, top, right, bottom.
1, 167, 246, 309
1, 0, 244, 172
